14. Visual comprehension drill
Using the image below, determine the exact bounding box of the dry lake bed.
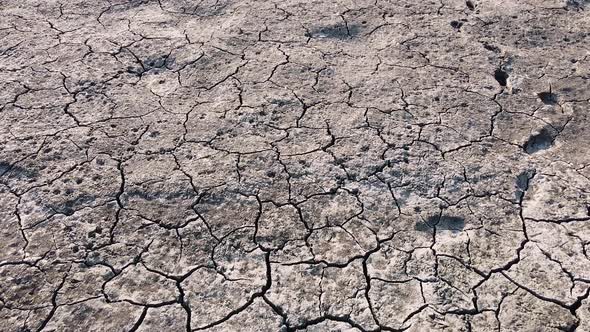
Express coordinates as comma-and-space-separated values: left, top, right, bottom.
1, 0, 590, 331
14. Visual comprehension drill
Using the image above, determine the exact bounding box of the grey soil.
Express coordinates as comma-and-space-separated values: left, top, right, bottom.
1, 0, 590, 331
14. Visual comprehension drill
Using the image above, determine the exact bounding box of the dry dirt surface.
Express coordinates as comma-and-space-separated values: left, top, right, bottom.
1, 0, 590, 331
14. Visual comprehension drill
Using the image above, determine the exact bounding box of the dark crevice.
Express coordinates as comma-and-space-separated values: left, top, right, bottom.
494, 68, 509, 87
538, 91, 558, 105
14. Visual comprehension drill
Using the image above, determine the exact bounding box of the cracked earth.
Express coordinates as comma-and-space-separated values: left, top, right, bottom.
1, 0, 590, 331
